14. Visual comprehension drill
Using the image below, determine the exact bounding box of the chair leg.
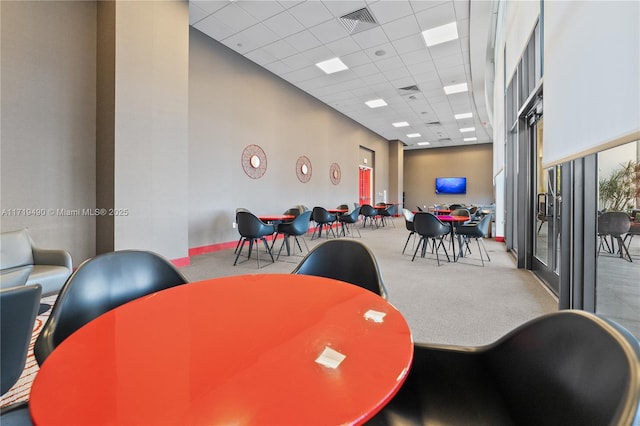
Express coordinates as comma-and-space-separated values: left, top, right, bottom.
412, 237, 424, 261
480, 238, 491, 262
233, 238, 246, 265
616, 236, 633, 262
475, 238, 485, 267
402, 232, 413, 254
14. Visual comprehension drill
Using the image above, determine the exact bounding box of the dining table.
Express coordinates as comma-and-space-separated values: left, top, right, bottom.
436, 215, 470, 262
29, 274, 413, 426
258, 214, 295, 256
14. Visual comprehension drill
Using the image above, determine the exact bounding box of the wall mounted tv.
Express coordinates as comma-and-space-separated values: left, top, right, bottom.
435, 177, 467, 195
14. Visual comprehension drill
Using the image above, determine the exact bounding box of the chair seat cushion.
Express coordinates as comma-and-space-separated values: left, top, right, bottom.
0, 266, 33, 289
28, 265, 71, 294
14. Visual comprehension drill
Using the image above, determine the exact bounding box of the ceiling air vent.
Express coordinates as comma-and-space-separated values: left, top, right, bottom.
339, 8, 379, 35
438, 138, 452, 142
397, 85, 421, 96
426, 121, 442, 126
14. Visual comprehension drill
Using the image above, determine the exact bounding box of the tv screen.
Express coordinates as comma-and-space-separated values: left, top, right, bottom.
435, 177, 467, 195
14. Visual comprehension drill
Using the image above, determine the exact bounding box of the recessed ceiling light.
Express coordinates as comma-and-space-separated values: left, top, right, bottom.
392, 121, 410, 128
443, 83, 468, 94
365, 99, 387, 108
422, 22, 459, 47
407, 133, 421, 138
459, 127, 475, 133
464, 137, 478, 141
454, 112, 473, 120
315, 57, 349, 74
417, 142, 431, 146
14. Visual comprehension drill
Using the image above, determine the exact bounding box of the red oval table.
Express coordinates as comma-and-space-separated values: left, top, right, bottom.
29, 274, 413, 425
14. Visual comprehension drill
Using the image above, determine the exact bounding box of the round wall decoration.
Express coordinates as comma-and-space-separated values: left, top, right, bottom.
241, 144, 267, 179
296, 156, 312, 183
329, 163, 341, 185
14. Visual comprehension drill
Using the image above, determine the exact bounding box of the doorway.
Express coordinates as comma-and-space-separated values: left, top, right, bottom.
530, 113, 561, 294
359, 167, 372, 206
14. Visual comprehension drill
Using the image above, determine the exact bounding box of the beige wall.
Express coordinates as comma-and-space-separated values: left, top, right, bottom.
188, 28, 390, 248
404, 144, 494, 210
1, 1, 97, 264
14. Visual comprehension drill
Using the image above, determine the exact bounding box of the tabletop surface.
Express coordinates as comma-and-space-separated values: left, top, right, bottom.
258, 214, 295, 222
30, 274, 413, 426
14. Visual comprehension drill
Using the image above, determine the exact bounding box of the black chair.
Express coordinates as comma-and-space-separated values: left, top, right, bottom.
367, 310, 640, 426
272, 210, 312, 260
34, 250, 188, 366
234, 207, 251, 254
401, 208, 416, 254
360, 204, 379, 228
598, 211, 632, 262
292, 239, 387, 299
412, 212, 451, 265
234, 211, 276, 267
311, 207, 337, 239
448, 203, 463, 210
455, 213, 492, 266
338, 207, 361, 238
378, 204, 396, 227
1, 284, 42, 425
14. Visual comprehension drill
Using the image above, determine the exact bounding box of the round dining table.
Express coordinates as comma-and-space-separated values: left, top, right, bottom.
29, 274, 413, 425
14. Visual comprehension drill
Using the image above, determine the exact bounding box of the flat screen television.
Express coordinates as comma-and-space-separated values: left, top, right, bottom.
435, 177, 467, 195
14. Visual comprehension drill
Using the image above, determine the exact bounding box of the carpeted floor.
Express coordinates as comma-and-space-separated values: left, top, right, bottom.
1, 218, 558, 409
181, 218, 559, 346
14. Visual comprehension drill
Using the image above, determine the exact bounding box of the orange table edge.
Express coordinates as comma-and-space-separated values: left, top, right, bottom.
30, 274, 413, 426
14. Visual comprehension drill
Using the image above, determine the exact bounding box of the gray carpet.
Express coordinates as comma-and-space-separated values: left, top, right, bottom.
180, 218, 558, 347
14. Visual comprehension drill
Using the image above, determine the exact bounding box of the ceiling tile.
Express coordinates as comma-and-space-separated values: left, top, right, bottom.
244, 49, 277, 66
381, 15, 421, 41
236, 1, 285, 21
261, 39, 298, 60
309, 19, 351, 44
190, 0, 228, 15
288, 1, 334, 27
192, 14, 236, 40
364, 42, 398, 61
351, 27, 389, 50
325, 37, 363, 57
189, 3, 209, 25
301, 45, 336, 64
221, 24, 281, 54
415, 2, 457, 31
342, 51, 373, 68
352, 63, 381, 78
285, 31, 323, 52
263, 11, 305, 38
322, 1, 368, 18
391, 34, 426, 54
213, 3, 259, 34
280, 53, 313, 70
368, 1, 414, 24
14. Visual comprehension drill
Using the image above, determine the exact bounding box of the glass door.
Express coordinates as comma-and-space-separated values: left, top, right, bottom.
531, 115, 561, 294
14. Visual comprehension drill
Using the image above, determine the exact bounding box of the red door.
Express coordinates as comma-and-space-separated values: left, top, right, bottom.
359, 167, 372, 205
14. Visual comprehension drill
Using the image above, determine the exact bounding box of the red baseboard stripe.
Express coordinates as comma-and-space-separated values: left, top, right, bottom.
171, 257, 191, 267
495, 236, 505, 242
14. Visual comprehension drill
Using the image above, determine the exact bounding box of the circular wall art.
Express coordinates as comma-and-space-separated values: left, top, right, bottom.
296, 156, 312, 183
241, 144, 267, 179
329, 163, 341, 185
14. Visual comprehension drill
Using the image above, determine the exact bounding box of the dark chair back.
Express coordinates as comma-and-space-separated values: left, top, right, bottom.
312, 207, 335, 224
283, 207, 301, 218
278, 210, 312, 236
402, 208, 415, 232
292, 240, 387, 299
360, 204, 378, 217
413, 212, 450, 238
598, 211, 631, 237
337, 204, 349, 210
34, 250, 187, 366
450, 208, 470, 218
1, 284, 42, 395
339, 207, 360, 224
237, 211, 275, 238
449, 204, 463, 210
370, 311, 640, 425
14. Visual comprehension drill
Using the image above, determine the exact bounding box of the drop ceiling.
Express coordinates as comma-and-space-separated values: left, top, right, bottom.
189, 0, 494, 150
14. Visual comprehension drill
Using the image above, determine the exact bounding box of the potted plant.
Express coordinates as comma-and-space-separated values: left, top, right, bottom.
599, 160, 640, 212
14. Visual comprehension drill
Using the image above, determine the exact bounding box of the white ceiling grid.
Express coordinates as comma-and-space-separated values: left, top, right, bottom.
190, 0, 493, 150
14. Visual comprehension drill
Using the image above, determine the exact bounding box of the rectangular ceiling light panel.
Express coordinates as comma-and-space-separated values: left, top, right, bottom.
365, 99, 388, 108
422, 22, 459, 47
316, 57, 349, 74
443, 82, 468, 94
